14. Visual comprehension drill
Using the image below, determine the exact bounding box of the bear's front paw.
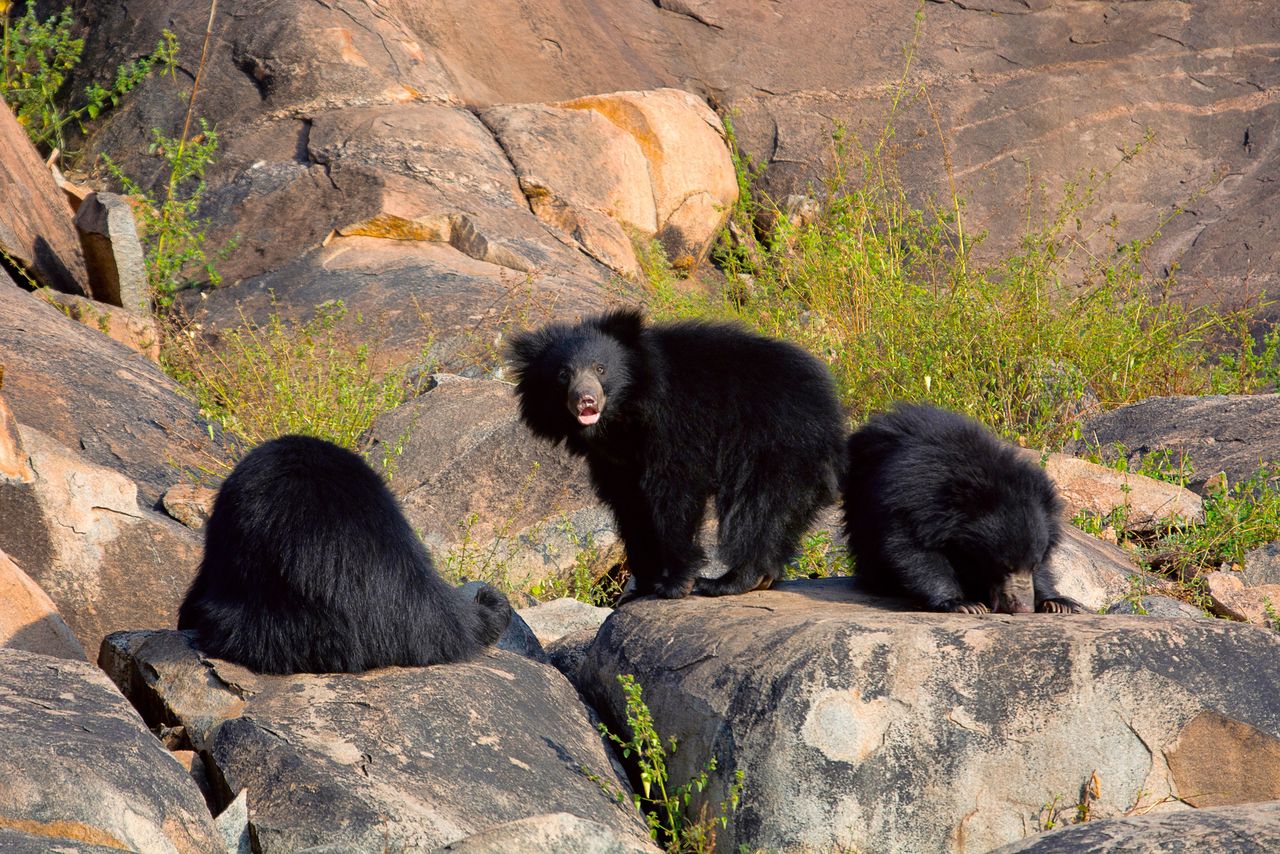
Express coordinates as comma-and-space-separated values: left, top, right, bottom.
1037, 596, 1086, 614
938, 599, 990, 614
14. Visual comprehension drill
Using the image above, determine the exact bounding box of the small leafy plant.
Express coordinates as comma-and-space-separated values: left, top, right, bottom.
1, 5, 177, 156
588, 673, 745, 853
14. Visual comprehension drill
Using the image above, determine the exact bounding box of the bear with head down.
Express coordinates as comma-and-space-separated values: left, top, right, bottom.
841, 403, 1083, 615
507, 308, 846, 600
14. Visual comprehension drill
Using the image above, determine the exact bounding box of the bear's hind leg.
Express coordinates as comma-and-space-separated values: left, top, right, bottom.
695, 474, 819, 597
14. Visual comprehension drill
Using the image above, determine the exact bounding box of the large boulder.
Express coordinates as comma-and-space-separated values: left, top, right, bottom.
1026, 450, 1204, 533
991, 800, 1280, 853
101, 630, 655, 853
482, 88, 737, 272
0, 280, 230, 506
579, 579, 1280, 853
0, 102, 90, 296
1068, 395, 1280, 495
0, 647, 222, 853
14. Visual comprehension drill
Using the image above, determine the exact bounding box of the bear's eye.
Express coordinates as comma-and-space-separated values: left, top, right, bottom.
557, 368, 570, 385
594, 363, 606, 376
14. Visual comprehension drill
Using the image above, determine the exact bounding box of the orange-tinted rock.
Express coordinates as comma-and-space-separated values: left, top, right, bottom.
0, 102, 90, 296
0, 548, 86, 661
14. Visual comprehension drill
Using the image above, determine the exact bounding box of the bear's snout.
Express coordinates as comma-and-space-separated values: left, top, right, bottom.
567, 372, 606, 426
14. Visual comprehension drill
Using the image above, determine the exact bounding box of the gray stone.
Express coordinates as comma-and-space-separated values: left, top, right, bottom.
0, 647, 222, 853
581, 578, 1280, 853
545, 626, 600, 687
101, 630, 652, 853
1069, 395, 1280, 496
1037, 525, 1140, 612
990, 800, 1280, 853
1243, 542, 1280, 588
369, 377, 621, 591
433, 812, 659, 853
1106, 595, 1209, 619
461, 580, 546, 662
517, 597, 613, 646
73, 191, 148, 313
214, 791, 252, 854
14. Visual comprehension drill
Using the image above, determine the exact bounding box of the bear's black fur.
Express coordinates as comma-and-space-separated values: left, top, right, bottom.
507, 308, 845, 599
841, 403, 1082, 614
177, 435, 512, 674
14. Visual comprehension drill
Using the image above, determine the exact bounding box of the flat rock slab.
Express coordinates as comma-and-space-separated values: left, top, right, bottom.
990, 800, 1280, 853
101, 630, 651, 853
0, 648, 221, 853
580, 579, 1280, 854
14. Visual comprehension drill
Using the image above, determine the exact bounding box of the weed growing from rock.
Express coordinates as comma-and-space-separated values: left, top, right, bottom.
165, 300, 430, 468
587, 673, 745, 854
0, 5, 176, 156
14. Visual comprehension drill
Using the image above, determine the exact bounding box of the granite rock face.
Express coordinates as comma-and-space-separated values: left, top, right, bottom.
1069, 395, 1280, 495
581, 579, 1280, 853
990, 800, 1280, 854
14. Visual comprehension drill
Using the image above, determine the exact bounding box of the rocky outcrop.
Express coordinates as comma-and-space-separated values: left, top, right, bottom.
1069, 395, 1280, 495
63, 2, 1280, 327
101, 630, 654, 853
435, 812, 659, 853
0, 415, 200, 656
991, 800, 1280, 853
580, 580, 1280, 853
0, 279, 229, 506
0, 102, 90, 296
368, 375, 622, 590
518, 597, 613, 647
0, 647, 223, 853
482, 88, 737, 274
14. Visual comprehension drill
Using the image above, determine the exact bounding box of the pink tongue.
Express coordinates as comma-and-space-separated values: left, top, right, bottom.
577, 410, 600, 425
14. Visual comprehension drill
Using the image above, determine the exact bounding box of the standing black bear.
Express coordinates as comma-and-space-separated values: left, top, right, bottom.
507, 308, 845, 599
841, 403, 1083, 614
177, 435, 512, 674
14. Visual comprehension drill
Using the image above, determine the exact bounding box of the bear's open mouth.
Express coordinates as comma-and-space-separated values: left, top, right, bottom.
577, 403, 600, 425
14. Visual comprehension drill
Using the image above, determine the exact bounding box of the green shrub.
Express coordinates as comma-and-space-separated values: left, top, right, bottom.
165, 301, 430, 467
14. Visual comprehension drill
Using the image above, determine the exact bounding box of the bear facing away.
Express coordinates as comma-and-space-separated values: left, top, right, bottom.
177, 435, 512, 674
841, 403, 1083, 614
507, 308, 846, 599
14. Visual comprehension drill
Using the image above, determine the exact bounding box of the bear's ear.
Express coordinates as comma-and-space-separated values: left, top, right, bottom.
592, 307, 645, 346
503, 328, 551, 379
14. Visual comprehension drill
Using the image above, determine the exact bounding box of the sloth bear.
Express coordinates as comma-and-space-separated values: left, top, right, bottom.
177, 435, 512, 674
841, 403, 1083, 614
507, 308, 845, 599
